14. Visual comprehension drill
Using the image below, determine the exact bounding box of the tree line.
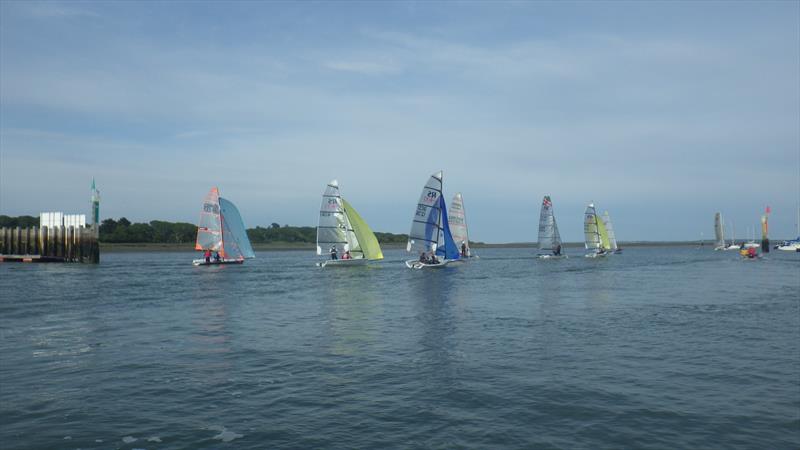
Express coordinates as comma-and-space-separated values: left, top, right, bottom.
0, 216, 408, 244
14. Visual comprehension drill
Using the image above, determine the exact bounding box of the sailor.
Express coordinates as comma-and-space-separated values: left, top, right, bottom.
213, 251, 221, 262
204, 249, 212, 263
429, 251, 439, 264
330, 245, 338, 260
554, 244, 562, 256
461, 242, 467, 257
419, 251, 427, 263
342, 250, 351, 260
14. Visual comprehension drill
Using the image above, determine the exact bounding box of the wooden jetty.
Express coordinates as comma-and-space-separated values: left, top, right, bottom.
0, 226, 99, 263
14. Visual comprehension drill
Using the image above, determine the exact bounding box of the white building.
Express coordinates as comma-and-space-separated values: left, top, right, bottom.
40, 212, 86, 228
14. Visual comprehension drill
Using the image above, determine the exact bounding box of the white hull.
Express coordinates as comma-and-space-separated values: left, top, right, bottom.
585, 251, 608, 258
777, 244, 800, 251
722, 245, 741, 251
318, 258, 370, 268
192, 259, 244, 266
405, 259, 454, 269
743, 242, 760, 249
537, 254, 568, 259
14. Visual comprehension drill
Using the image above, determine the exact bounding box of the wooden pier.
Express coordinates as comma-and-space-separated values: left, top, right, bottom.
0, 226, 99, 263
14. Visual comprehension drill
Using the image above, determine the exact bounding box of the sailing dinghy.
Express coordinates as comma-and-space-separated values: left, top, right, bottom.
584, 203, 611, 258
602, 211, 622, 254
316, 180, 384, 267
405, 171, 461, 269
448, 192, 477, 259
537, 195, 566, 259
193, 187, 255, 266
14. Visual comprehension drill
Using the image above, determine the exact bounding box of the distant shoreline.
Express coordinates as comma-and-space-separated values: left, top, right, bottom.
100, 241, 710, 252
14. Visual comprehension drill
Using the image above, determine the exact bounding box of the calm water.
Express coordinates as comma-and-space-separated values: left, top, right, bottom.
1, 247, 798, 449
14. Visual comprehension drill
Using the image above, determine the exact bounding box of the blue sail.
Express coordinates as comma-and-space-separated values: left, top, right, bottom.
436, 196, 460, 260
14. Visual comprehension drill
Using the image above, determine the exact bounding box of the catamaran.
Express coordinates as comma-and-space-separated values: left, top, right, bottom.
448, 192, 476, 258
537, 195, 566, 259
405, 171, 461, 269
602, 211, 622, 254
316, 180, 384, 267
584, 203, 611, 258
193, 187, 255, 266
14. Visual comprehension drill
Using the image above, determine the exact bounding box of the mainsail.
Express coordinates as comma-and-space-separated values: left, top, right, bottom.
447, 193, 470, 256
342, 198, 383, 260
196, 187, 223, 253
538, 195, 562, 252
584, 203, 602, 253
714, 212, 725, 249
597, 216, 611, 251
602, 211, 618, 251
219, 197, 255, 259
407, 172, 444, 254
316, 180, 357, 256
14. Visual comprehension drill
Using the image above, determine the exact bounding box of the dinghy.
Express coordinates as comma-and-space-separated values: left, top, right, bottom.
405, 171, 461, 269
602, 211, 622, 254
316, 180, 383, 267
584, 203, 611, 258
448, 192, 477, 259
537, 195, 566, 259
193, 187, 255, 266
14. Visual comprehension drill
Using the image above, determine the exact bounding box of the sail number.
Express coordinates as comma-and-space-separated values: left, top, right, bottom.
423, 190, 438, 204
203, 203, 219, 214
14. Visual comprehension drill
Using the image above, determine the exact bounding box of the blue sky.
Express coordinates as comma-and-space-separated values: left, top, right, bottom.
1, 1, 798, 242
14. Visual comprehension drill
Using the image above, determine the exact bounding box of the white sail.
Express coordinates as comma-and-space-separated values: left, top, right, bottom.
602, 211, 618, 251
538, 195, 562, 252
196, 187, 222, 252
584, 203, 601, 252
219, 197, 255, 259
714, 212, 725, 249
316, 180, 359, 256
448, 192, 470, 256
407, 171, 444, 254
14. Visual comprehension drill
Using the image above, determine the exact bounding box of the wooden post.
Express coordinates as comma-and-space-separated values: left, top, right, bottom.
33, 227, 39, 255
23, 228, 30, 255
44, 227, 50, 257
65, 226, 72, 261
0, 227, 6, 255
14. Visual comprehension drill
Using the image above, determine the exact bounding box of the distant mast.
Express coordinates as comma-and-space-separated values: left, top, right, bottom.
90, 178, 100, 234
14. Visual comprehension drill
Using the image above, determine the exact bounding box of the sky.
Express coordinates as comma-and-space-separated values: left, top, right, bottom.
1, 0, 798, 243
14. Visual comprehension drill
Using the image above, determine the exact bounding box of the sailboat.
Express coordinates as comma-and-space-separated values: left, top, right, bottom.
584, 203, 611, 258
776, 206, 800, 251
714, 212, 726, 250
602, 211, 622, 254
724, 221, 741, 250
405, 171, 461, 269
193, 187, 255, 266
743, 225, 759, 249
537, 195, 566, 259
316, 180, 384, 267
447, 193, 476, 258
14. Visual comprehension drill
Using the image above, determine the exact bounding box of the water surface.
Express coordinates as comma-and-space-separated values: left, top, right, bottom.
1, 247, 798, 449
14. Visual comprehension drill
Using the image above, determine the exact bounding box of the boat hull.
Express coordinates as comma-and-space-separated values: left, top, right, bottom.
192, 259, 244, 266
318, 258, 370, 268
537, 254, 568, 259
405, 259, 454, 269
584, 252, 608, 258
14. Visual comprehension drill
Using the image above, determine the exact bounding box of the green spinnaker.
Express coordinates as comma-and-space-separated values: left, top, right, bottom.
342, 198, 384, 260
